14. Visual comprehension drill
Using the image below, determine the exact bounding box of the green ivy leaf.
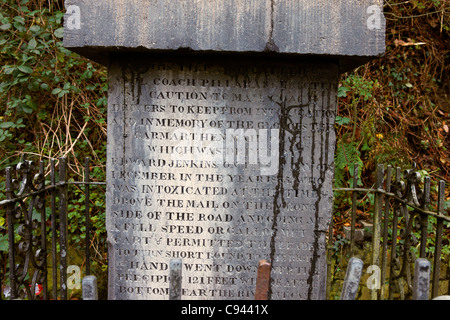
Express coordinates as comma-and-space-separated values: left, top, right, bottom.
13, 16, 25, 25
338, 86, 350, 98
21, 98, 36, 113
51, 88, 62, 95
29, 25, 41, 33
54, 27, 64, 38
28, 37, 37, 50
57, 52, 65, 63
0, 122, 15, 129
0, 234, 8, 252
18, 65, 33, 74
3, 65, 16, 74
0, 23, 11, 30
335, 116, 351, 126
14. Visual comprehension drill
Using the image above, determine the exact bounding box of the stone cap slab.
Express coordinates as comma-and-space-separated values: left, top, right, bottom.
63, 0, 385, 72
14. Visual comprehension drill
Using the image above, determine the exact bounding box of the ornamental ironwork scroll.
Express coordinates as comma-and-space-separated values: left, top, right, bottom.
389, 168, 450, 299
387, 165, 447, 299
1, 156, 101, 300
5, 159, 47, 300
387, 166, 425, 299
330, 163, 448, 300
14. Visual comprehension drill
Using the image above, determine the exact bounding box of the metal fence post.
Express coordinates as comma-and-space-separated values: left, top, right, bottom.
59, 157, 68, 300
350, 164, 359, 255
50, 159, 58, 299
371, 164, 384, 300
38, 161, 48, 300
5, 167, 17, 299
84, 157, 91, 275
432, 181, 445, 298
388, 167, 401, 299
380, 165, 392, 299
419, 177, 431, 258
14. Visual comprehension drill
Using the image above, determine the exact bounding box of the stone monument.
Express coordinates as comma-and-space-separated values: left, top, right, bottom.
63, 0, 385, 300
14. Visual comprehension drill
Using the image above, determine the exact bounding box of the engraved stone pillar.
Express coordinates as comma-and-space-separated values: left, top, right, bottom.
63, 0, 385, 300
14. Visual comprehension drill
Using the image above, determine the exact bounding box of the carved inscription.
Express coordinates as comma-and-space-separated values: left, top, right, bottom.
106, 57, 338, 300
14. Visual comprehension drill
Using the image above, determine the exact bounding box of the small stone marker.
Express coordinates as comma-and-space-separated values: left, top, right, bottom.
432, 295, 450, 300
64, 0, 386, 300
340, 257, 363, 300
82, 275, 98, 300
169, 258, 182, 300
413, 258, 431, 300
255, 260, 271, 300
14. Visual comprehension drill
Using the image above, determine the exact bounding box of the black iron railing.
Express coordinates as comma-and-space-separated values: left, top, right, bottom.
329, 163, 449, 300
0, 157, 104, 300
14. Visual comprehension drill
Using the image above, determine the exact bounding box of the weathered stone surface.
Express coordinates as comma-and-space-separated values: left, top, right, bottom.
343, 226, 364, 242
340, 257, 363, 300
413, 258, 431, 300
106, 54, 338, 299
63, 0, 385, 72
82, 275, 98, 300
